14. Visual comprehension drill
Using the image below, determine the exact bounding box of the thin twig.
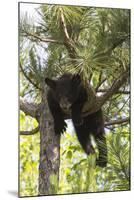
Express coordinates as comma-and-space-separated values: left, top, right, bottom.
105, 117, 130, 126
20, 63, 41, 90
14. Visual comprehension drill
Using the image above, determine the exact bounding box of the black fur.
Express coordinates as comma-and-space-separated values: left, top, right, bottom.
45, 73, 107, 167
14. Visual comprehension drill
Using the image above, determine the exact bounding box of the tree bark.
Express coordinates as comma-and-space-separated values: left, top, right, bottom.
20, 100, 39, 118
38, 87, 60, 195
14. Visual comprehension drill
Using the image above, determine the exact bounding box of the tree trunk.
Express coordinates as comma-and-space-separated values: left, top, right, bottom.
38, 89, 60, 195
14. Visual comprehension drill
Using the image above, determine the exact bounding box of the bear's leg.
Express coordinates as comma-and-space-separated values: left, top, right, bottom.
47, 93, 67, 135
53, 112, 67, 135
71, 103, 84, 126
95, 134, 107, 167
76, 130, 95, 155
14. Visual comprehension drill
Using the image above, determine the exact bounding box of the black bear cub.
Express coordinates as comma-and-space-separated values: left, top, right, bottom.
45, 73, 107, 167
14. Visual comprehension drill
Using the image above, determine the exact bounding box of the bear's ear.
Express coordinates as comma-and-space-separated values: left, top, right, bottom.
72, 74, 81, 85
45, 78, 56, 89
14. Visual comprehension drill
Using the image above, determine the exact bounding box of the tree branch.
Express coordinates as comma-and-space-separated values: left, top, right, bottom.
23, 31, 63, 45
20, 63, 41, 90
97, 89, 130, 95
59, 8, 77, 59
20, 126, 39, 135
98, 69, 129, 107
93, 35, 129, 59
59, 8, 70, 42
95, 78, 107, 91
20, 99, 39, 118
105, 117, 130, 126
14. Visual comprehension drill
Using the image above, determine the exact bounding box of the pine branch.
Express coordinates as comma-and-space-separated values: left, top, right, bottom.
20, 126, 39, 135
20, 63, 41, 90
111, 140, 130, 181
93, 35, 129, 59
23, 31, 63, 44
59, 8, 77, 59
117, 153, 129, 181
59, 8, 70, 42
98, 69, 129, 107
95, 78, 107, 91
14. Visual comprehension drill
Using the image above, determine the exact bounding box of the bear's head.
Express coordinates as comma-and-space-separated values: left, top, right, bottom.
45, 73, 81, 111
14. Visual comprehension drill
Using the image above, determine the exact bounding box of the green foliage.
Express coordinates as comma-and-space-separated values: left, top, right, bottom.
20, 4, 130, 84
20, 121, 130, 196
106, 132, 130, 190
59, 128, 130, 194
20, 112, 40, 197
38, 6, 130, 83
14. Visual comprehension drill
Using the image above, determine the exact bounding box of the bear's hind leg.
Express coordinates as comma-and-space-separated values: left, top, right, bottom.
76, 131, 95, 155
95, 134, 107, 167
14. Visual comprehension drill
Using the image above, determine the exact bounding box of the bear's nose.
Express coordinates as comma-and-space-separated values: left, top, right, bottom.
60, 103, 71, 110
60, 101, 71, 110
